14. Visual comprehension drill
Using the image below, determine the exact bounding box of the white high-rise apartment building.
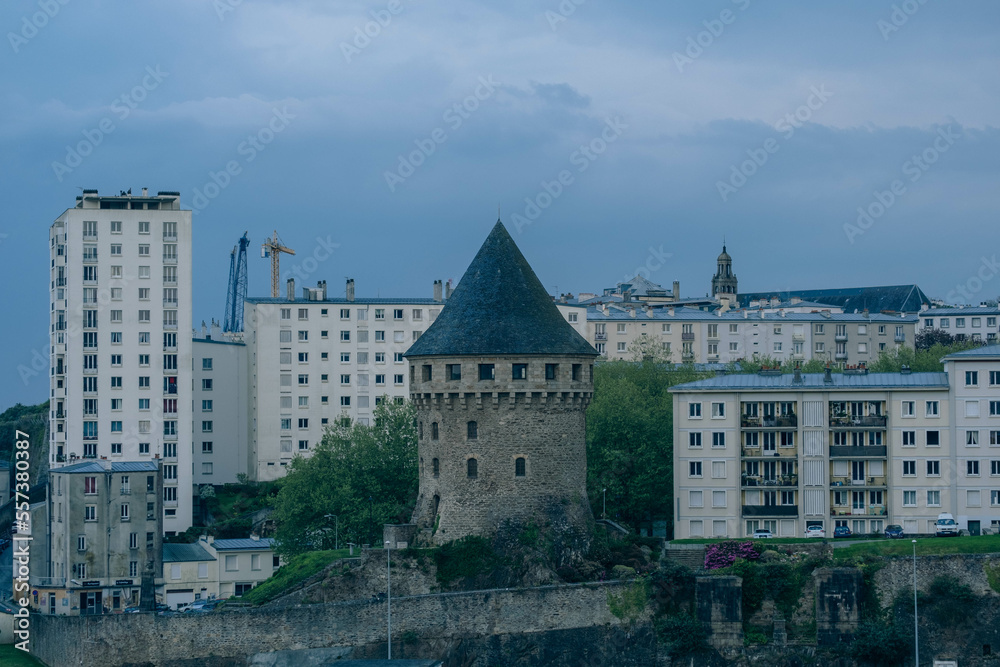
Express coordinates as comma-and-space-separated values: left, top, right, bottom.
244, 278, 444, 481
49, 189, 194, 535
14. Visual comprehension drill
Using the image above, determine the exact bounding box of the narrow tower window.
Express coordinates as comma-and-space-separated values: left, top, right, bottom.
515, 457, 526, 477
467, 458, 478, 478
432, 422, 439, 440
467, 421, 477, 440
432, 458, 439, 477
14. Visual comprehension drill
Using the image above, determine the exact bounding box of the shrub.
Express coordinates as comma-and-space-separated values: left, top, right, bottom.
612, 564, 637, 579
704, 541, 760, 570
986, 562, 1000, 594
655, 612, 707, 656
850, 620, 911, 666
433, 536, 503, 586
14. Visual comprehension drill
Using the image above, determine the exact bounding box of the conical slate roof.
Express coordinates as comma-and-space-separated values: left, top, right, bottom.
405, 220, 598, 358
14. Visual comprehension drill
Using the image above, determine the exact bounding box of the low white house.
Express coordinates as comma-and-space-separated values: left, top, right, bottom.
204, 536, 280, 599
158, 535, 281, 608
161, 542, 217, 609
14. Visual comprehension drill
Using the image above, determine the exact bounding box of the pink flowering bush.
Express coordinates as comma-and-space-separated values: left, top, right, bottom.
703, 541, 761, 570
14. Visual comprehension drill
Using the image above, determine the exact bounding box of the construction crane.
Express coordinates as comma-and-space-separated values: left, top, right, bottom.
261, 230, 295, 298
223, 232, 250, 333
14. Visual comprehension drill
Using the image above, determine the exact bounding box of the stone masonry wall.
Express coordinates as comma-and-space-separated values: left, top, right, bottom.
873, 553, 1000, 605
31, 581, 639, 667
409, 354, 595, 549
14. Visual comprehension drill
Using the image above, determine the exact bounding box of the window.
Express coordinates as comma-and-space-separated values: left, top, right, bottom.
689, 432, 702, 448
84, 476, 97, 495
110, 220, 122, 233
926, 401, 939, 417
512, 363, 527, 380
121, 503, 130, 521
711, 461, 726, 478
903, 490, 916, 507
202, 379, 213, 391
991, 401, 1000, 416
712, 432, 725, 448
514, 457, 527, 477
617, 342, 626, 352
967, 370, 979, 386
394, 374, 404, 385
139, 442, 149, 454
968, 460, 980, 476
688, 403, 702, 418
968, 430, 980, 446
298, 440, 309, 451
902, 431, 916, 446
225, 555, 238, 572
968, 401, 981, 418
926, 460, 940, 476
202, 441, 214, 454
689, 461, 703, 477
298, 418, 309, 428
478, 364, 495, 380
927, 490, 941, 507
467, 458, 478, 478
467, 421, 478, 439
688, 491, 703, 508
393, 309, 404, 320
712, 490, 727, 508
432, 458, 439, 477
84, 505, 96, 521
992, 460, 1000, 476
994, 490, 1000, 507
927, 431, 940, 446
902, 460, 916, 476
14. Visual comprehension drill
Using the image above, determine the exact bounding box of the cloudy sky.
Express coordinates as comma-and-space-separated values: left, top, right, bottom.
2, 0, 999, 408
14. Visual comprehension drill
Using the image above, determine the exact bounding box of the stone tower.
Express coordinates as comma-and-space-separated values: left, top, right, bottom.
405, 220, 598, 548
711, 243, 738, 299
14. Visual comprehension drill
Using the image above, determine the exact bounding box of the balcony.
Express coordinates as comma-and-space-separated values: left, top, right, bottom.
682, 351, 695, 360
681, 332, 695, 341
831, 506, 887, 517
33, 577, 67, 588
894, 334, 905, 343
742, 474, 798, 488
792, 333, 805, 341
835, 333, 848, 342
163, 299, 178, 308
741, 415, 797, 428
594, 332, 607, 341
835, 352, 848, 360
162, 255, 178, 264
742, 447, 797, 459
742, 505, 798, 517
830, 415, 887, 428
829, 445, 887, 458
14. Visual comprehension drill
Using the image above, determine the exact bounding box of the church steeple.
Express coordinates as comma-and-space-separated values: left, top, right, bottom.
711, 242, 738, 298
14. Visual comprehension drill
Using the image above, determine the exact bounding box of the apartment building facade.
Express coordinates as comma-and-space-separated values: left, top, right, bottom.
920, 307, 1000, 343
49, 189, 193, 535
672, 348, 1000, 539
38, 461, 163, 615
587, 306, 917, 366
192, 332, 249, 486
243, 279, 445, 481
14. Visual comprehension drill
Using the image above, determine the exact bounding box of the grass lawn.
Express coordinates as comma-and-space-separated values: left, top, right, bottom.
0, 646, 47, 666
832, 534, 1000, 560
236, 548, 352, 605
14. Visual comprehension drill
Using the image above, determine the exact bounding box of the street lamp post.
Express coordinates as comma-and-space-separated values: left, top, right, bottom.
602, 488, 606, 520
385, 540, 392, 660
912, 539, 919, 667
324, 514, 339, 550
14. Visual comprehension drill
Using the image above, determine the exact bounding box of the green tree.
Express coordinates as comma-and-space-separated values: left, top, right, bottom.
867, 340, 980, 373
587, 359, 708, 535
272, 399, 418, 556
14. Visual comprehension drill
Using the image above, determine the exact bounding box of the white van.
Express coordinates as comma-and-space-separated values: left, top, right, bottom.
935, 513, 959, 537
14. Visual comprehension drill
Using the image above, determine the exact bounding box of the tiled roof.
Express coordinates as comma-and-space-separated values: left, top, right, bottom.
672, 371, 949, 392
940, 344, 1000, 360
52, 460, 159, 474
212, 538, 276, 550
163, 543, 215, 563
405, 221, 597, 358
739, 285, 930, 313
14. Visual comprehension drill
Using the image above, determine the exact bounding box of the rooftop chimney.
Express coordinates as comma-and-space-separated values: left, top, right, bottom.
824, 365, 833, 384
433, 279, 443, 303
793, 365, 802, 384
901, 365, 911, 375
319, 280, 327, 300
141, 187, 148, 197
346, 278, 355, 302
673, 281, 680, 300
444, 279, 453, 300
286, 278, 295, 301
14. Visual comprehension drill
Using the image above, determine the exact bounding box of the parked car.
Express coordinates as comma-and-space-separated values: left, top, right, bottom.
833, 526, 853, 538
935, 513, 959, 537
884, 524, 905, 539
805, 526, 826, 538
752, 529, 773, 539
